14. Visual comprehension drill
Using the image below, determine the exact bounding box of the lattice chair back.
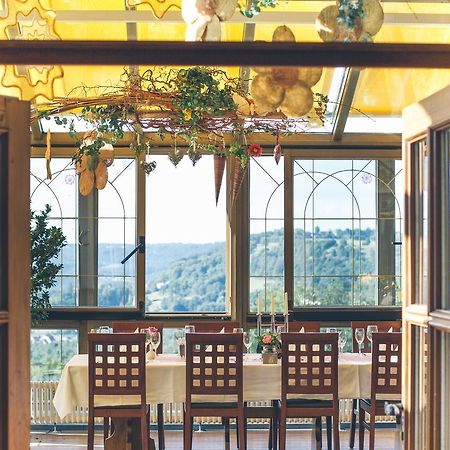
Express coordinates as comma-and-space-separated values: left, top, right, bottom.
185, 332, 244, 402
88, 333, 147, 401
111, 321, 164, 353
187, 321, 241, 333
371, 332, 402, 397
288, 322, 321, 333
281, 332, 339, 400
351, 320, 401, 353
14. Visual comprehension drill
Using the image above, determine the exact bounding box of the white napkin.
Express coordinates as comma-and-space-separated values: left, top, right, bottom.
299, 327, 305, 333
388, 327, 393, 332
146, 348, 156, 360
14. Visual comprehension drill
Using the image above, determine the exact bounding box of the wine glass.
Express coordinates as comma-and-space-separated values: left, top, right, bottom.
355, 328, 365, 355
243, 332, 251, 356
233, 328, 244, 333
338, 334, 347, 355
366, 325, 378, 352
150, 331, 161, 357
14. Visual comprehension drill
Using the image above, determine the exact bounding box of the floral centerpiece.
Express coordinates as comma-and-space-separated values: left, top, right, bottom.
257, 331, 280, 364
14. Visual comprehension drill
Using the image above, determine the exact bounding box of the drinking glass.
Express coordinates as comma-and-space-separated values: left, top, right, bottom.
276, 325, 286, 335
185, 325, 195, 334
327, 327, 338, 334
243, 332, 251, 355
366, 325, 378, 352
97, 325, 112, 333
355, 328, 365, 354
150, 331, 161, 356
233, 328, 244, 333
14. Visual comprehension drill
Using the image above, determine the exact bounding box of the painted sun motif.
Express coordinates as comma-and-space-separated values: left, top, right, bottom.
1, 0, 64, 101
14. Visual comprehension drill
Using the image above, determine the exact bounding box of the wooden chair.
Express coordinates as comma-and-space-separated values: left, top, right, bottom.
288, 322, 321, 332
187, 321, 241, 333
184, 332, 246, 450
348, 320, 401, 448
358, 332, 402, 450
112, 321, 165, 449
279, 332, 340, 450
87, 333, 150, 450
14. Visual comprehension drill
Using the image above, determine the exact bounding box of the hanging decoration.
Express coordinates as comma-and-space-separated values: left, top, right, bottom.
33, 67, 328, 198
125, 0, 181, 20
250, 26, 326, 125
316, 0, 384, 43
0, 0, 64, 100
182, 0, 237, 41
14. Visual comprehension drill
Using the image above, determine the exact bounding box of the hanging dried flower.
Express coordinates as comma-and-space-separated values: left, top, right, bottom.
249, 143, 263, 157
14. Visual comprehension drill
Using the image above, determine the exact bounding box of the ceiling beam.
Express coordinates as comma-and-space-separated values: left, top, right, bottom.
54, 10, 450, 26
332, 68, 361, 141
1, 41, 449, 68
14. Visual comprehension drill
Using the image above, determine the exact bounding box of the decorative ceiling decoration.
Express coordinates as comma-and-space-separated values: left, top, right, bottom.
182, 0, 237, 41
316, 0, 384, 43
126, 0, 181, 20
1, 0, 64, 100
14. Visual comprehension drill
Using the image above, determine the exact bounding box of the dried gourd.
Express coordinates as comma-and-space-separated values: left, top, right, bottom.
316, 5, 339, 42
79, 169, 95, 196
297, 67, 323, 87
362, 0, 384, 36
250, 74, 285, 109
75, 154, 87, 173
95, 161, 108, 190
280, 81, 314, 117
272, 25, 296, 42
204, 15, 221, 41
215, 0, 237, 21
271, 67, 299, 88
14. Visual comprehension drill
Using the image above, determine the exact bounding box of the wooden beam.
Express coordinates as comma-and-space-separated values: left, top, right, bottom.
1, 41, 450, 68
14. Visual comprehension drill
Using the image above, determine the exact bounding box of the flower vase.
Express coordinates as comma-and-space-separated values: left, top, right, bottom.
261, 345, 278, 364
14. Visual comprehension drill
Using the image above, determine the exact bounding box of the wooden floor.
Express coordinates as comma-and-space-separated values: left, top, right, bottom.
31, 429, 402, 449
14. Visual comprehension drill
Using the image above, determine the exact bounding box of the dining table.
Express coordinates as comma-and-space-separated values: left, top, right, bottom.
53, 352, 373, 449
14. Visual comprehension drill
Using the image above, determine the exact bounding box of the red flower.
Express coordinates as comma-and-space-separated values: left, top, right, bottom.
248, 143, 263, 157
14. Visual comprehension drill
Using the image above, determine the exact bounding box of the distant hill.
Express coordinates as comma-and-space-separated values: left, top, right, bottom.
51, 228, 380, 310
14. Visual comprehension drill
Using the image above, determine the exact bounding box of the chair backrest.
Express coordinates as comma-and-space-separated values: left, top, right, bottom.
88, 333, 146, 409
188, 321, 241, 333
351, 320, 401, 352
111, 321, 164, 353
281, 332, 339, 401
185, 332, 243, 404
288, 322, 321, 333
371, 332, 402, 398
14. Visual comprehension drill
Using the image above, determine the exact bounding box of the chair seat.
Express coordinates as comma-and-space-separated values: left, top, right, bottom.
286, 399, 333, 407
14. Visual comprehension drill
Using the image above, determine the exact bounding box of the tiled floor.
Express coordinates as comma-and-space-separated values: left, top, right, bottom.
31, 429, 402, 449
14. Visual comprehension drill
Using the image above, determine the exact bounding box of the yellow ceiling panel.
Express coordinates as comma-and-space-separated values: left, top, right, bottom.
49, 0, 127, 10
54, 22, 128, 40
352, 68, 450, 116
374, 25, 450, 44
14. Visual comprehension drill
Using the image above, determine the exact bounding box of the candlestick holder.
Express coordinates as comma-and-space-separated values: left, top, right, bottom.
284, 313, 289, 332
256, 313, 262, 337
270, 313, 276, 333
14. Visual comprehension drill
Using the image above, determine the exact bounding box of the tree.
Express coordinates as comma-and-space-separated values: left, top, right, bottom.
31, 205, 66, 326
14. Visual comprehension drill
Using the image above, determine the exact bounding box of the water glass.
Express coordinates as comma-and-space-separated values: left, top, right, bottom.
327, 327, 338, 334
185, 325, 195, 334
338, 334, 347, 355
233, 328, 244, 333
366, 325, 378, 351
355, 328, 365, 354
97, 326, 112, 333
150, 331, 161, 356
243, 332, 251, 354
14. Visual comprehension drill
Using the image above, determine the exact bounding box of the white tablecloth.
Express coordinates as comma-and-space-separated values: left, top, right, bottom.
53, 353, 372, 420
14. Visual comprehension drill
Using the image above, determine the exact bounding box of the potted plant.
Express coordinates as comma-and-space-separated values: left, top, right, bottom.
30, 205, 66, 326
257, 331, 280, 364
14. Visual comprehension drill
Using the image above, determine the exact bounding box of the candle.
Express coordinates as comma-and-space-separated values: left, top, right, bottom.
284, 292, 289, 315
257, 293, 261, 315
271, 292, 275, 316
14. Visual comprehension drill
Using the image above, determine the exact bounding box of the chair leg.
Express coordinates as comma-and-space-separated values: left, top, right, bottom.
141, 412, 150, 450
223, 417, 231, 450
268, 418, 273, 450
333, 413, 340, 450
279, 410, 286, 450
237, 413, 246, 450
358, 404, 365, 450
87, 412, 95, 450
272, 404, 278, 450
157, 403, 165, 450
326, 416, 332, 450
315, 417, 322, 450
103, 417, 109, 443
183, 410, 192, 450
369, 409, 376, 450
349, 399, 357, 449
